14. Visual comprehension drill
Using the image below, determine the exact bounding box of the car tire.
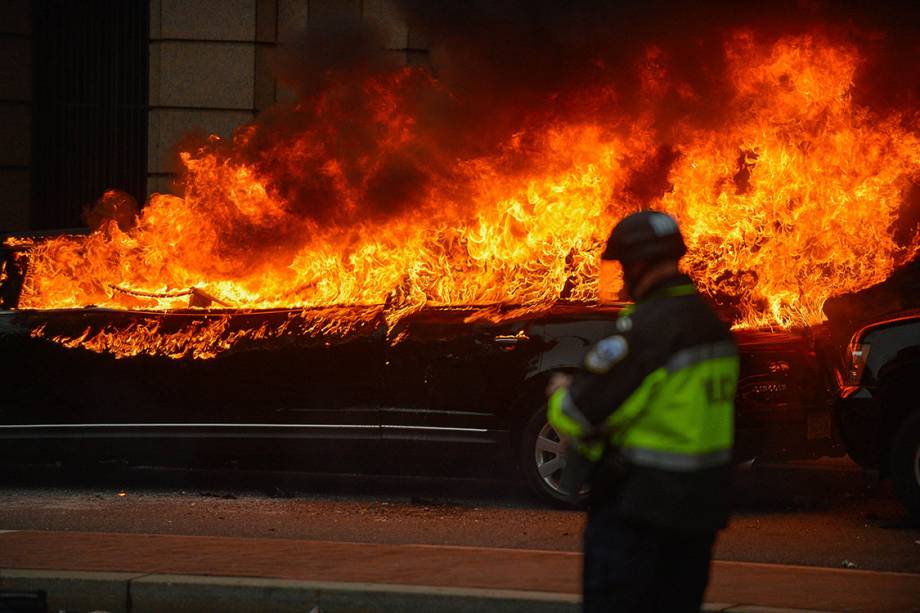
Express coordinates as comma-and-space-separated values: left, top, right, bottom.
836, 403, 882, 469
519, 404, 588, 507
890, 410, 920, 521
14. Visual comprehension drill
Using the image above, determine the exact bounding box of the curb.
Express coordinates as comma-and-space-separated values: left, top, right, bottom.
0, 569, 144, 613
0, 569, 839, 613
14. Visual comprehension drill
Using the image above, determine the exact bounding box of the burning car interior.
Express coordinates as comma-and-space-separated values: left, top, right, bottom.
1, 0, 919, 512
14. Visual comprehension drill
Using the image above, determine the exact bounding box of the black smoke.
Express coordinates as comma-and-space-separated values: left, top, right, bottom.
176, 0, 920, 245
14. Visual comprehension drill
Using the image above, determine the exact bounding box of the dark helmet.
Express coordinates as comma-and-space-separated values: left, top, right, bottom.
601, 210, 687, 263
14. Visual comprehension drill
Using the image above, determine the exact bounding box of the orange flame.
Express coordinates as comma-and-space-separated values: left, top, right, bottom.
13, 33, 920, 358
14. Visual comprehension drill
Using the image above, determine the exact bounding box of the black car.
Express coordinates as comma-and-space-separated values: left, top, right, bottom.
831, 310, 920, 519
0, 235, 838, 503
821, 256, 920, 518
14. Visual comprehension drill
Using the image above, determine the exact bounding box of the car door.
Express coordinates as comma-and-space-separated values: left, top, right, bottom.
379, 308, 544, 444
0, 308, 387, 449
179, 309, 387, 438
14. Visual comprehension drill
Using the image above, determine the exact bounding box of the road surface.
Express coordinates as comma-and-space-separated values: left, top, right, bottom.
1, 457, 917, 574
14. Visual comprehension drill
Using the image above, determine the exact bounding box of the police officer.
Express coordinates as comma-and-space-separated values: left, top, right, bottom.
547, 210, 739, 613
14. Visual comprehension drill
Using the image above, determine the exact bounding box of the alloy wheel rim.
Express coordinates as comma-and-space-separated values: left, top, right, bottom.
534, 420, 567, 494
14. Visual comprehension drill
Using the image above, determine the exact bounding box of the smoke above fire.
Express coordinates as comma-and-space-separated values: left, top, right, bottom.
14, 0, 920, 357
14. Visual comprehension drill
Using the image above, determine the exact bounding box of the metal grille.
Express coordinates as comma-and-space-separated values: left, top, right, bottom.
31, 0, 149, 229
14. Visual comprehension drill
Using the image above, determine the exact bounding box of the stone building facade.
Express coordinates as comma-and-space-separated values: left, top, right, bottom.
0, 1, 33, 231
0, 0, 425, 232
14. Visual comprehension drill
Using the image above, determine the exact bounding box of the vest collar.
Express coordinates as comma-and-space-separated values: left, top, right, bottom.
622, 274, 695, 316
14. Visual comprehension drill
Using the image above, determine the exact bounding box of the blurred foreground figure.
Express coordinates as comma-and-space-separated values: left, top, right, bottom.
547, 211, 739, 613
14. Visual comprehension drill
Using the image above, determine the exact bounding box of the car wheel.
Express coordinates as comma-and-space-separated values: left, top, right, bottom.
890, 411, 920, 521
836, 403, 882, 468
519, 405, 588, 506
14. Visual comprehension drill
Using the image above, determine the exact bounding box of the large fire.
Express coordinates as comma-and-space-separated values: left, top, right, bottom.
9, 32, 920, 358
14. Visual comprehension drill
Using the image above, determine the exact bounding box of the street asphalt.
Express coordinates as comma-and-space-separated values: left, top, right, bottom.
0, 456, 918, 574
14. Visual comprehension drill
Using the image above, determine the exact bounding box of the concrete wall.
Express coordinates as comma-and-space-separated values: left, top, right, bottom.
0, 0, 32, 231
148, 0, 428, 198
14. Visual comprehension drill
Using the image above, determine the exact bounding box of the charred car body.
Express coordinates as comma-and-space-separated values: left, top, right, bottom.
1, 238, 838, 503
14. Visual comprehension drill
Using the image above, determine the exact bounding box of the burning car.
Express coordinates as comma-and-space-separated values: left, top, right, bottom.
0, 238, 836, 503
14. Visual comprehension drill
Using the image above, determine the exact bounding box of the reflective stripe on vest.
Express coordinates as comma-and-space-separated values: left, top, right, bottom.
621, 447, 733, 471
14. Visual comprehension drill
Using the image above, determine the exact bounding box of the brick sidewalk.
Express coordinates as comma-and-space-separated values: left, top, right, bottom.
1, 530, 918, 612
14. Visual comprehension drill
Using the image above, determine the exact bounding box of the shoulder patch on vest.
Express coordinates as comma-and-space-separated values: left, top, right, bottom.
584, 335, 629, 374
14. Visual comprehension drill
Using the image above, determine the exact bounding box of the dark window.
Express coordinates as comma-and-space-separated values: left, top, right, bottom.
31, 0, 149, 229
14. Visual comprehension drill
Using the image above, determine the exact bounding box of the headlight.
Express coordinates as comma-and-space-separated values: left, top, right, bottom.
842, 342, 870, 388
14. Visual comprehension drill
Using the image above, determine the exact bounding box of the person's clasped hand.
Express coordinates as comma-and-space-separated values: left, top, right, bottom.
546, 372, 574, 397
